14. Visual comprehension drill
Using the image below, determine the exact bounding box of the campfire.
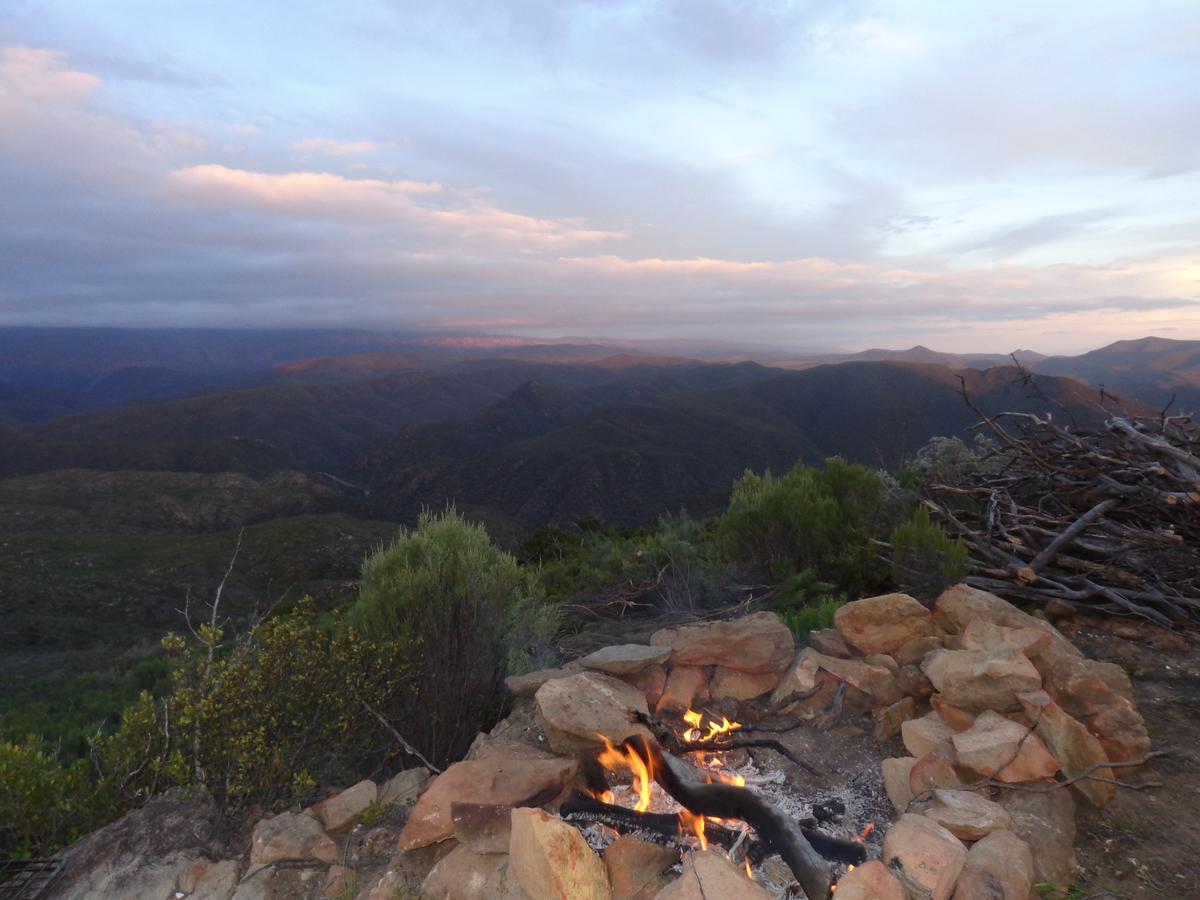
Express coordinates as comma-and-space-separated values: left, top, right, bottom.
560, 708, 872, 900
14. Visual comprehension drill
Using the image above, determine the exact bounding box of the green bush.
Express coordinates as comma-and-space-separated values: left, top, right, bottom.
715, 458, 887, 593
350, 507, 545, 766
890, 505, 970, 601
778, 595, 842, 641
0, 737, 100, 859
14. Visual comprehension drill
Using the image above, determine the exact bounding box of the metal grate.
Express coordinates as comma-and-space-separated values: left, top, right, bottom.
0, 858, 65, 900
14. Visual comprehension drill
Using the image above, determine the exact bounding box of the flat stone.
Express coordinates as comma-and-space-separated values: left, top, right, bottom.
655, 666, 710, 715
834, 592, 934, 655
902, 711, 957, 758
379, 766, 430, 806
882, 813, 968, 900
622, 664, 667, 711
809, 628, 852, 658
894, 635, 943, 667
924, 789, 1012, 841
505, 667, 574, 696
536, 671, 652, 753
933, 585, 1082, 667
398, 755, 578, 850
832, 859, 903, 900
960, 619, 1050, 659
422, 843, 532, 899
451, 802, 515, 854
654, 850, 771, 900
1019, 690, 1115, 806
650, 612, 794, 673
249, 812, 332, 865
922, 648, 1043, 712
909, 741, 965, 796
467, 737, 560, 762
874, 696, 917, 743
952, 710, 1060, 783
509, 807, 613, 900
311, 779, 377, 834
951, 830, 1035, 900
882, 757, 919, 813
930, 693, 976, 731
709, 666, 781, 701
808, 649, 904, 705
603, 834, 676, 900
999, 790, 1077, 886
580, 645, 672, 675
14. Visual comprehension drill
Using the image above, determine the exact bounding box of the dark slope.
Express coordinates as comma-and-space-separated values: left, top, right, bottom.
1034, 337, 1200, 413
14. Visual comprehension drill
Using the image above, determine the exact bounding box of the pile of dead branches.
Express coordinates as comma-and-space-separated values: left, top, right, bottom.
925, 400, 1200, 627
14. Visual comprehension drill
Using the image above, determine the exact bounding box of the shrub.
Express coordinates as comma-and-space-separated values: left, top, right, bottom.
0, 738, 100, 859
715, 458, 887, 593
778, 595, 842, 641
890, 505, 970, 601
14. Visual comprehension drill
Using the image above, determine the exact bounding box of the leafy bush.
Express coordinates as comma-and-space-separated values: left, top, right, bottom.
715, 458, 887, 593
0, 738, 100, 859
890, 505, 970, 601
778, 595, 842, 641
350, 507, 544, 766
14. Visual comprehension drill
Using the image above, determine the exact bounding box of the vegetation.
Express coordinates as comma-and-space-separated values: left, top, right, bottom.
890, 505, 970, 601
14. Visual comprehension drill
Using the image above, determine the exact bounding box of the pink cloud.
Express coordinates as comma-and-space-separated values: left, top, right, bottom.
292, 137, 383, 157
0, 45, 99, 101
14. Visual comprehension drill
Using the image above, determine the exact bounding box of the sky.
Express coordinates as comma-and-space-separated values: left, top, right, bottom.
1, 1, 1198, 354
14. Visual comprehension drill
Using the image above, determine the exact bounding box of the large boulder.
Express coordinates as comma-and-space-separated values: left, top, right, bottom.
655, 850, 772, 900
951, 830, 1035, 900
509, 807, 613, 900
951, 710, 1060, 783
536, 671, 653, 753
923, 789, 1013, 841
882, 813, 968, 900
398, 754, 578, 850
1019, 690, 1116, 806
505, 668, 574, 697
922, 648, 1043, 712
834, 592, 934, 655
650, 612, 794, 673
579, 645, 672, 676
933, 585, 1082, 666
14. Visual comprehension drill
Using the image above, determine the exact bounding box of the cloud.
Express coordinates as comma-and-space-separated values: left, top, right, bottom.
0, 45, 99, 101
292, 137, 382, 157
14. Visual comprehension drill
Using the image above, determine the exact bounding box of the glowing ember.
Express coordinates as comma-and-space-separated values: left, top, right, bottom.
678, 809, 708, 850
743, 857, 754, 879
853, 822, 875, 844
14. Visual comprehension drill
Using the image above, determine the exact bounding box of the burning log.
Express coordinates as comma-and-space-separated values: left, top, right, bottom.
625, 733, 835, 900
633, 709, 825, 777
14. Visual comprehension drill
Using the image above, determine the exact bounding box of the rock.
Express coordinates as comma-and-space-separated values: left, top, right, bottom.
831, 859, 903, 899
323, 864, 354, 898
1044, 598, 1077, 623
882, 813, 968, 900
509, 807, 613, 900
999, 790, 1077, 886
623, 664, 668, 710
603, 834, 676, 900
379, 766, 430, 806
930, 693, 976, 731
650, 612, 794, 673
580, 644, 673, 675
882, 757, 919, 813
863, 653, 901, 675
834, 592, 934, 655
467, 736, 560, 762
902, 711, 957, 758
769, 649, 821, 706
655, 666, 710, 715
893, 635, 943, 667
933, 585, 1082, 666
1041, 654, 1133, 718
897, 663, 934, 699
807, 649, 904, 705
654, 849, 771, 900
952, 830, 1035, 900
422, 843, 532, 899
1018, 691, 1115, 806
505, 667, 574, 696
709, 666, 781, 701
1089, 698, 1152, 767
923, 789, 1012, 840
874, 696, 917, 743
960, 619, 1051, 659
451, 802, 516, 854
250, 811, 331, 865
177, 858, 240, 900
54, 788, 226, 900
311, 779, 377, 833
922, 648, 1043, 712
809, 628, 852, 658
951, 710, 1060, 783
536, 671, 652, 753
398, 755, 579, 850
909, 741, 965, 796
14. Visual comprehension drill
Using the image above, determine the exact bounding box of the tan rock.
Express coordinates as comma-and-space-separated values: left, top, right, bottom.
874, 696, 917, 743
509, 807, 612, 900
831, 859, 903, 899
323, 865, 354, 898
910, 741, 965, 796
933, 585, 1082, 665
467, 737, 560, 762
398, 755, 578, 850
882, 757, 919, 813
536, 672, 652, 753
451, 802, 515, 854
248, 812, 329, 865
902, 711, 957, 758
894, 634, 943, 667
960, 619, 1050, 658
422, 843, 532, 899
864, 653, 901, 675
952, 830, 1035, 900
897, 663, 934, 700
505, 667, 574, 696
999, 789, 1077, 885
379, 766, 430, 806
922, 648, 1043, 712
1089, 698, 1152, 767
623, 664, 667, 711
709, 666, 781, 701
769, 648, 820, 706
1019, 690, 1115, 806
930, 693, 976, 731
311, 779, 377, 834
177, 859, 240, 900
924, 789, 1012, 841
882, 813, 968, 900
809, 650, 904, 705
951, 710, 1060, 783
580, 645, 672, 675
809, 628, 852, 658
1042, 654, 1133, 718
655, 666, 710, 715
603, 834, 676, 900
834, 592, 934, 655
650, 612, 794, 673
654, 850, 771, 900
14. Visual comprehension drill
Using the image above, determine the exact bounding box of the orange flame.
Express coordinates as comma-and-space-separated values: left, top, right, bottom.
595, 734, 656, 812
744, 857, 754, 880
679, 809, 707, 850
681, 709, 742, 743
853, 823, 874, 844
